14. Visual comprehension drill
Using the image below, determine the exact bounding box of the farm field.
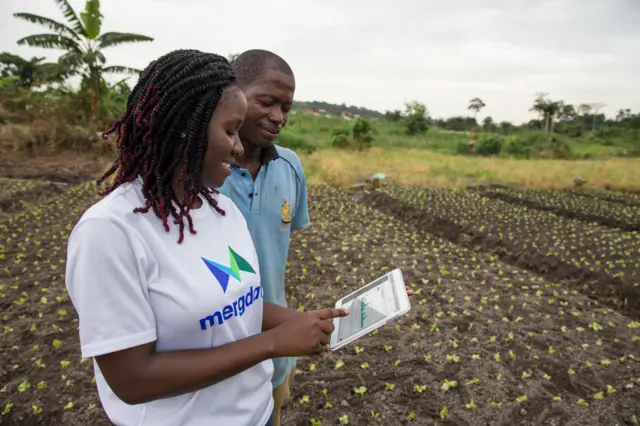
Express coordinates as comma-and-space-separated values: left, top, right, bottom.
1, 177, 639, 425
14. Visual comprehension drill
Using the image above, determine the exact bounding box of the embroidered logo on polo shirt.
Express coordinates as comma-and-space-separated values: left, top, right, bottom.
201, 246, 256, 293
281, 200, 291, 223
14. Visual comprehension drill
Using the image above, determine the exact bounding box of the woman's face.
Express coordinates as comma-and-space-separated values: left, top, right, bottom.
202, 85, 247, 188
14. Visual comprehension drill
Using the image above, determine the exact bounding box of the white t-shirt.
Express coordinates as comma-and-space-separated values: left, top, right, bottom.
65, 179, 274, 426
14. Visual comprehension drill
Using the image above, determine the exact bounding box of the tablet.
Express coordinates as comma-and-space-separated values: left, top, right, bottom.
329, 269, 411, 351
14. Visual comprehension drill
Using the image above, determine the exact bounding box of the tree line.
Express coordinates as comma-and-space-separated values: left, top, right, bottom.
384, 94, 640, 137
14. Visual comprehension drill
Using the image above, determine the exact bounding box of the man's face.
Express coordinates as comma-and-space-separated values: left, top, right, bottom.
239, 68, 295, 148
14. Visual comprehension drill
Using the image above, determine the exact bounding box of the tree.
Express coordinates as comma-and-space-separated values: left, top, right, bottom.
577, 103, 592, 116
498, 121, 514, 134
530, 93, 561, 136
13, 0, 154, 119
468, 97, 485, 124
616, 108, 632, 122
352, 118, 375, 150
0, 52, 69, 88
589, 102, 606, 131
384, 109, 403, 122
402, 101, 429, 135
482, 116, 494, 132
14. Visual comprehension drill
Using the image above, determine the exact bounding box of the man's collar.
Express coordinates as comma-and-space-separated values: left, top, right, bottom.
261, 144, 280, 165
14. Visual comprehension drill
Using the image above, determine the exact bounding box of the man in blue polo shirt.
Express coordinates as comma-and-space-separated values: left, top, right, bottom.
219, 49, 306, 426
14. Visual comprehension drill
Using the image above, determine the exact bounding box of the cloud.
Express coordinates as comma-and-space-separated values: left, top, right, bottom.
1, 0, 638, 123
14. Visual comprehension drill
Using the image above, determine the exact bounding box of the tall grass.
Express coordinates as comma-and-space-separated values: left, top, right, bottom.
301, 147, 640, 191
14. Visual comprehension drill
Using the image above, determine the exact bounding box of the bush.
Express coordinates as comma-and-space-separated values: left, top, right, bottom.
330, 128, 351, 149
0, 87, 100, 152
455, 139, 472, 154
331, 118, 376, 150
352, 118, 374, 150
276, 128, 316, 154
402, 101, 429, 135
475, 134, 504, 156
505, 132, 573, 159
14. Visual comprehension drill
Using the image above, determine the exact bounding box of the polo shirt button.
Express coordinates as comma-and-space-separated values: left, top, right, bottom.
241, 172, 246, 177
248, 193, 253, 198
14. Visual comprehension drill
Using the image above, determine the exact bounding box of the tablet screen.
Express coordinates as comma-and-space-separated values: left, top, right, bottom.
336, 274, 401, 344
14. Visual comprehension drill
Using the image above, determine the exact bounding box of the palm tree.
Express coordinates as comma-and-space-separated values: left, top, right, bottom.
557, 103, 576, 132
468, 97, 485, 125
589, 102, 606, 131
498, 121, 514, 134
13, 0, 154, 118
530, 93, 561, 136
577, 104, 592, 116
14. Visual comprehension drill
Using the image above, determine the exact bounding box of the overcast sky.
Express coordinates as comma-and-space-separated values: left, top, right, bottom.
1, 0, 639, 124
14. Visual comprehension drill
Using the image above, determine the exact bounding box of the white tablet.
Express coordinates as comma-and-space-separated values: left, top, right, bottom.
329, 269, 411, 351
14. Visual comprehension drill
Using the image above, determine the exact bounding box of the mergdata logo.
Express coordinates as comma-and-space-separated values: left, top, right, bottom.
199, 246, 261, 331
201, 246, 256, 293
199, 285, 264, 330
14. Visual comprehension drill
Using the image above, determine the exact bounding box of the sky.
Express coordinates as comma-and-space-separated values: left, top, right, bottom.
1, 0, 639, 124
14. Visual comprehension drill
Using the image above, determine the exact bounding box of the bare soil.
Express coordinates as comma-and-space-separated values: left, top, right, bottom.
0, 172, 638, 425
0, 152, 107, 185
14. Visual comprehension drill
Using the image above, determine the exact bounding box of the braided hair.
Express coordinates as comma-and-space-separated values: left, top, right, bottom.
97, 49, 237, 244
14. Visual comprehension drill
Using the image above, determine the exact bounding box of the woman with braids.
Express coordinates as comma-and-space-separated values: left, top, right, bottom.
65, 49, 348, 426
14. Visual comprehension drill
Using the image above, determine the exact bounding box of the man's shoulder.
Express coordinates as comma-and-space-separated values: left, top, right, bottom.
274, 145, 304, 177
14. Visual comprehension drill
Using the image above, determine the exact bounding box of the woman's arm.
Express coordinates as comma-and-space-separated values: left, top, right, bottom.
95, 331, 277, 404
262, 302, 303, 331
96, 308, 346, 405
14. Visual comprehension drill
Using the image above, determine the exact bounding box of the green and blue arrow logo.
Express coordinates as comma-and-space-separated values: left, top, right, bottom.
202, 247, 256, 293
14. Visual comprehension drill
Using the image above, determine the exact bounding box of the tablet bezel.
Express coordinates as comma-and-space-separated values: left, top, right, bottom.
329, 268, 410, 351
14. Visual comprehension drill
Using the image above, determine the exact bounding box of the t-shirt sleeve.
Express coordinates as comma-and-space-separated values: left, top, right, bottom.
291, 162, 310, 231
65, 216, 157, 359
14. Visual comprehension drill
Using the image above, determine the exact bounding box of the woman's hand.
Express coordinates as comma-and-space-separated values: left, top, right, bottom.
271, 308, 349, 357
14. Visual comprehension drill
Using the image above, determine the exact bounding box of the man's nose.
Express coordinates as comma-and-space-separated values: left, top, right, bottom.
269, 109, 284, 126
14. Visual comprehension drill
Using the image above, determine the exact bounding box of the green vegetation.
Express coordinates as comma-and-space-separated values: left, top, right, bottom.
4, 0, 152, 120
293, 100, 383, 119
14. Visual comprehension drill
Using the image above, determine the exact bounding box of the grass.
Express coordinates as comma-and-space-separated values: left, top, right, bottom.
1, 142, 639, 193
300, 147, 640, 190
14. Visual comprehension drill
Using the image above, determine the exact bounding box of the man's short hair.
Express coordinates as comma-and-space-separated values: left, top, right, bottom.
231, 49, 294, 87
